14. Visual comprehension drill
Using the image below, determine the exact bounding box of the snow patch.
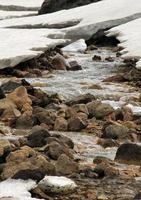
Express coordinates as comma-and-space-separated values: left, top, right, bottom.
0, 179, 41, 200
106, 18, 141, 69
62, 39, 87, 52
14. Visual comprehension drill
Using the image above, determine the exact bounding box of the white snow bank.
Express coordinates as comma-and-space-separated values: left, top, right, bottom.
0, 0, 141, 39
0, 28, 67, 68
106, 18, 141, 69
0, 10, 37, 20
62, 39, 87, 52
0, 0, 44, 11
0, 179, 41, 200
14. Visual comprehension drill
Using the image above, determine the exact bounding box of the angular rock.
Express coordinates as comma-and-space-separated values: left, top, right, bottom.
68, 116, 87, 131
94, 103, 114, 119
55, 154, 78, 175
27, 126, 50, 147
45, 141, 72, 160
54, 117, 68, 131
102, 124, 129, 140
66, 93, 95, 106
1, 80, 22, 94
39, 0, 100, 14
115, 143, 141, 165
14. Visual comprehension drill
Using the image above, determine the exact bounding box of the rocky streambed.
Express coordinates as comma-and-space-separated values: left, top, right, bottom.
0, 39, 141, 200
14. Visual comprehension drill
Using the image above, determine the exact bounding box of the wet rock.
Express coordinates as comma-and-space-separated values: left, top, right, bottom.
51, 54, 68, 70
39, 0, 100, 14
93, 156, 115, 166
133, 192, 141, 200
86, 100, 101, 118
66, 93, 95, 106
94, 103, 114, 119
27, 126, 50, 147
1, 146, 55, 179
53, 134, 74, 149
38, 176, 77, 194
97, 138, 119, 148
72, 104, 89, 115
65, 107, 77, 119
68, 116, 87, 131
54, 117, 68, 131
0, 139, 11, 163
105, 56, 114, 62
68, 60, 82, 71
115, 143, 141, 165
94, 162, 119, 178
92, 55, 102, 61
55, 154, 78, 175
1, 80, 22, 94
46, 141, 72, 160
102, 74, 126, 83
124, 68, 141, 81
0, 87, 5, 100
102, 124, 129, 140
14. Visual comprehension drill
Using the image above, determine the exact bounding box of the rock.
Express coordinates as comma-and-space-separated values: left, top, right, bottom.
53, 134, 74, 149
1, 146, 55, 179
77, 112, 88, 122
133, 192, 141, 200
38, 176, 77, 194
0, 139, 11, 162
94, 162, 119, 178
0, 87, 5, 99
1, 80, 22, 93
66, 93, 95, 106
65, 107, 77, 119
27, 126, 50, 147
54, 117, 68, 131
86, 100, 101, 118
39, 0, 100, 14
68, 116, 87, 131
72, 104, 89, 115
123, 68, 141, 81
51, 54, 68, 70
102, 124, 129, 140
93, 156, 115, 166
15, 114, 33, 129
115, 143, 141, 165
97, 138, 119, 148
45, 141, 72, 160
68, 60, 82, 71
92, 55, 102, 61
94, 103, 114, 119
55, 154, 78, 175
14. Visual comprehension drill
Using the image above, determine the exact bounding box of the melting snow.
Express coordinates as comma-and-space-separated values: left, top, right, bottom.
107, 18, 141, 69
0, 179, 41, 200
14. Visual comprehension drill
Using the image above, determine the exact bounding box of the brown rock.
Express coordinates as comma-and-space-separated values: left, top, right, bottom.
54, 117, 68, 131
68, 116, 87, 131
55, 154, 78, 175
51, 54, 68, 70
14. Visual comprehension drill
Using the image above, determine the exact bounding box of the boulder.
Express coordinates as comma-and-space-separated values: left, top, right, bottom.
94, 103, 114, 119
72, 104, 89, 115
1, 146, 55, 180
55, 154, 78, 175
86, 100, 101, 118
1, 80, 22, 94
68, 61, 82, 71
54, 117, 68, 131
51, 54, 68, 70
68, 116, 87, 131
102, 124, 129, 140
115, 143, 141, 165
45, 141, 72, 160
38, 176, 77, 194
53, 134, 74, 149
66, 93, 95, 106
0, 139, 11, 163
27, 126, 50, 147
39, 0, 100, 14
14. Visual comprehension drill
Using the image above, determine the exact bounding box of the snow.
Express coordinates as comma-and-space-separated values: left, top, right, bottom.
0, 28, 67, 68
106, 18, 141, 69
0, 0, 44, 11
0, 179, 41, 200
0, 0, 140, 68
0, 10, 37, 20
62, 39, 87, 52
0, 0, 141, 39
39, 176, 77, 193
